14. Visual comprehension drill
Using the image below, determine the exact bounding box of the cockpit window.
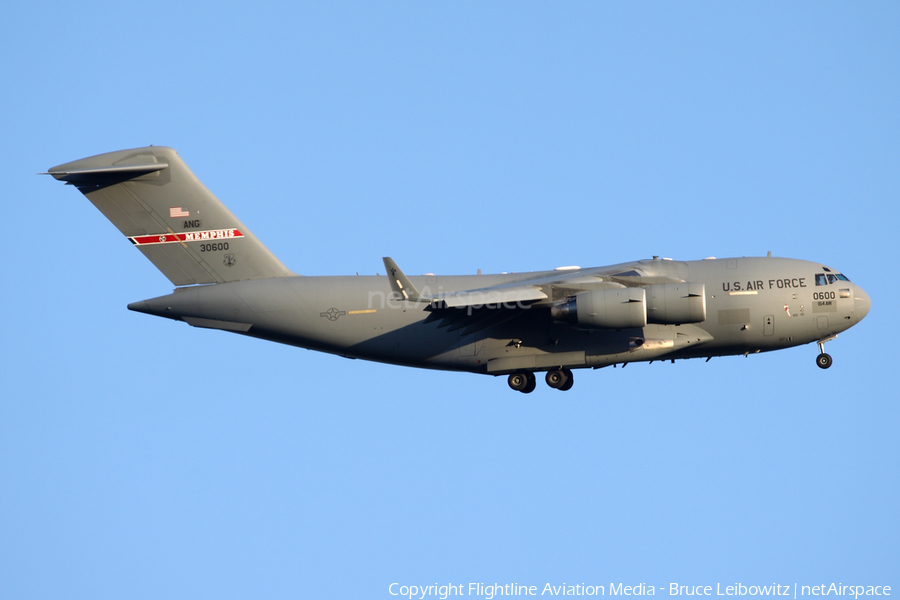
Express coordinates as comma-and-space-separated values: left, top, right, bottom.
816, 272, 850, 285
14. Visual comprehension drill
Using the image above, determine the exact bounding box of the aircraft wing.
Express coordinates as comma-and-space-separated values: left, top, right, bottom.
428, 282, 548, 309
384, 258, 577, 335
383, 257, 549, 308
382, 257, 708, 337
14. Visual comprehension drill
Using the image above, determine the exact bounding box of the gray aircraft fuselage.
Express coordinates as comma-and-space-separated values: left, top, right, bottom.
129, 256, 869, 375
46, 146, 871, 393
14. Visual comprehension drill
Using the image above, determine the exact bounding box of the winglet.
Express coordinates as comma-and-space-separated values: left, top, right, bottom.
382, 257, 426, 302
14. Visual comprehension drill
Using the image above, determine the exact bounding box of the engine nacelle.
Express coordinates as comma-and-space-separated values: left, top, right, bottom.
645, 282, 706, 324
551, 287, 647, 329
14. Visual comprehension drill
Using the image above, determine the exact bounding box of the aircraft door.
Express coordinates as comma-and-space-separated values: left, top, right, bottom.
764, 315, 774, 336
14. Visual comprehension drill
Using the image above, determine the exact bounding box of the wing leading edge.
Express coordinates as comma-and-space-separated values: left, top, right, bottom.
383, 257, 549, 309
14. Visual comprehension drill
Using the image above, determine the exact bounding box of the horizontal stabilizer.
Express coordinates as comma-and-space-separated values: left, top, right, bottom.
45, 163, 168, 186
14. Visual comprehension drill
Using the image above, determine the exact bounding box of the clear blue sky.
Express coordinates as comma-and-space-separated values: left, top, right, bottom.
2, 2, 897, 598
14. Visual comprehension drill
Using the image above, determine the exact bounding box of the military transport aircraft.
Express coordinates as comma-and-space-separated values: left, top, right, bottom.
46, 147, 871, 393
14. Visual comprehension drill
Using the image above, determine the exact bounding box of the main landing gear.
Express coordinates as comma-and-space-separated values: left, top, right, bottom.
507, 372, 536, 393
545, 368, 574, 391
816, 337, 835, 369
507, 368, 574, 393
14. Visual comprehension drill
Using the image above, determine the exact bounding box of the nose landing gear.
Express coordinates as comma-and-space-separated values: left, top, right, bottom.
816, 336, 836, 369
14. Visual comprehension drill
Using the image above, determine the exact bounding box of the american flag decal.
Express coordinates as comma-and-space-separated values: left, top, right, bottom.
169, 207, 190, 218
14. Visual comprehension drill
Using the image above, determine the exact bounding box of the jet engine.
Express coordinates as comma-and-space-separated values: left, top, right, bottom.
550, 287, 647, 329
550, 283, 707, 329
645, 282, 706, 324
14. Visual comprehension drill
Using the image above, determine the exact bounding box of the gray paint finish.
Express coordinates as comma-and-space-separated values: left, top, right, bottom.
48, 147, 872, 392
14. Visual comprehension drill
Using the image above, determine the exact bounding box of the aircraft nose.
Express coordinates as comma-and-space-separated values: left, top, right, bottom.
854, 286, 871, 322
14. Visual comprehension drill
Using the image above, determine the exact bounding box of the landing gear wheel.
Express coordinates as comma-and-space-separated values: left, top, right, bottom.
560, 368, 574, 391
508, 373, 527, 391
508, 372, 537, 393
546, 368, 574, 391
816, 353, 833, 369
522, 373, 536, 394
545, 369, 569, 389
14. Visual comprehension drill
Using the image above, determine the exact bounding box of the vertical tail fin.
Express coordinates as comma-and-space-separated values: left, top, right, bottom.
47, 146, 294, 286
